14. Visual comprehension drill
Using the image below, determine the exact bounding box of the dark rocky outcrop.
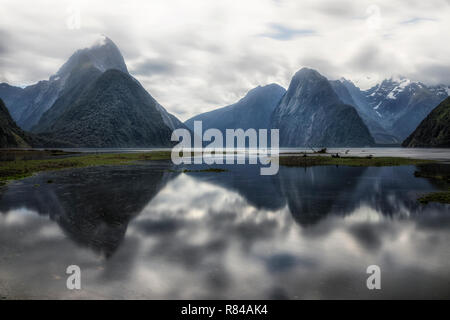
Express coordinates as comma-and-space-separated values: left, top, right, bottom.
402, 97, 450, 147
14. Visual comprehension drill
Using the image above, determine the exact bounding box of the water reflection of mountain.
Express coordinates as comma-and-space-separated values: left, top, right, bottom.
0, 160, 448, 258
0, 163, 176, 257
185, 164, 286, 210
187, 163, 446, 226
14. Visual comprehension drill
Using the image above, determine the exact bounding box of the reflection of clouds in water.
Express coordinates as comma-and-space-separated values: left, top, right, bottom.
126, 174, 290, 298
0, 164, 449, 299
122, 174, 450, 299
0, 208, 40, 226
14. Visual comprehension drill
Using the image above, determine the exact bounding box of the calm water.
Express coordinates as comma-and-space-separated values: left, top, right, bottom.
0, 158, 450, 299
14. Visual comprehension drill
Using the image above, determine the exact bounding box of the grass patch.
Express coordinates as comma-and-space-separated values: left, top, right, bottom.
414, 165, 450, 204
0, 149, 79, 161
418, 191, 450, 204
414, 170, 450, 183
0, 151, 172, 184
280, 155, 450, 204
279, 155, 435, 167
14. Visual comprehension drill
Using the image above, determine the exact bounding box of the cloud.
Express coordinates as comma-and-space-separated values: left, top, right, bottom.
131, 58, 178, 76
0, 0, 449, 120
259, 23, 316, 40
413, 63, 450, 85
400, 17, 437, 24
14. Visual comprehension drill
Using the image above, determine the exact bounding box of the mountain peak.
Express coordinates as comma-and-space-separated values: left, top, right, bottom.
246, 83, 285, 97
272, 68, 374, 147
292, 67, 323, 80
91, 34, 112, 48
185, 83, 285, 132
389, 75, 410, 83
53, 35, 128, 82
285, 67, 339, 107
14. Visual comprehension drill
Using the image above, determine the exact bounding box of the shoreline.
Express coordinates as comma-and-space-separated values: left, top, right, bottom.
0, 149, 449, 204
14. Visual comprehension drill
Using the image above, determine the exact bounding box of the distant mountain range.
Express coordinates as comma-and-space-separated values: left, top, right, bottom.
186, 68, 376, 148
329, 80, 398, 144
1, 35, 448, 148
187, 69, 449, 147
339, 77, 449, 142
402, 97, 450, 147
0, 35, 185, 147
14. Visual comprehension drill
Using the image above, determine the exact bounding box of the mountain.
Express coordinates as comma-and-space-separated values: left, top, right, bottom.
0, 83, 25, 119
55, 35, 128, 77
0, 98, 34, 147
271, 68, 375, 147
365, 78, 447, 140
0, 98, 70, 148
402, 97, 450, 147
34, 69, 175, 147
156, 103, 189, 132
185, 84, 286, 132
330, 80, 400, 144
1, 35, 185, 147
0, 80, 63, 130
338, 77, 449, 141
1, 36, 185, 146
0, 35, 128, 130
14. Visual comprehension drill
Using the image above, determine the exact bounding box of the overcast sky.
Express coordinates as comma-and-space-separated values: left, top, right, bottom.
1, 0, 449, 120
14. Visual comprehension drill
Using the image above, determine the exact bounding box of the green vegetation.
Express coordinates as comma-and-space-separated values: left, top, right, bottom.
0, 151, 172, 185
2, 149, 448, 205
414, 170, 450, 182
418, 192, 450, 204
280, 155, 450, 204
414, 168, 450, 204
0, 149, 78, 161
279, 155, 434, 167
402, 97, 450, 147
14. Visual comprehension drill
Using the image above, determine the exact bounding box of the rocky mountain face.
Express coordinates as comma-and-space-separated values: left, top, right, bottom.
2, 34, 447, 148
35, 69, 175, 148
1, 36, 185, 147
0, 83, 26, 119
0, 80, 63, 130
339, 77, 449, 142
185, 84, 286, 132
402, 97, 450, 147
0, 98, 69, 148
271, 68, 375, 147
330, 80, 399, 144
0, 35, 129, 131
0, 98, 33, 147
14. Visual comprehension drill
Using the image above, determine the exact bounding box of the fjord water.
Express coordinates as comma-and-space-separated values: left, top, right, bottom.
0, 157, 449, 299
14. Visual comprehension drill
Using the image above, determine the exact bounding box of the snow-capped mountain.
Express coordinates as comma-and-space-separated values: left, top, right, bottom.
330, 79, 399, 144
428, 84, 450, 99
338, 77, 449, 141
